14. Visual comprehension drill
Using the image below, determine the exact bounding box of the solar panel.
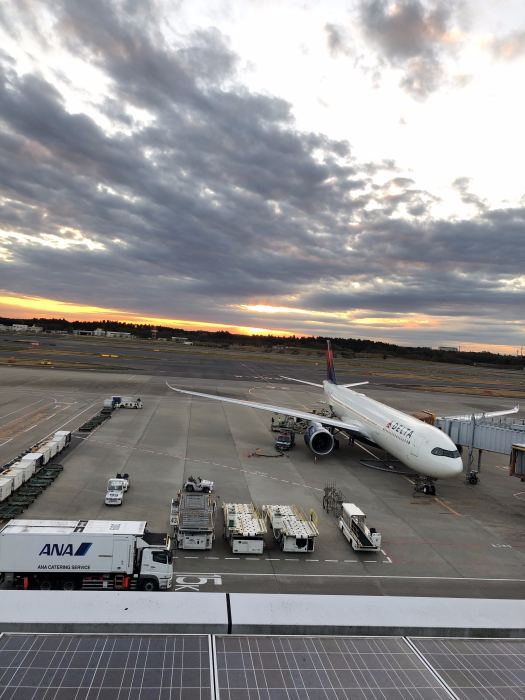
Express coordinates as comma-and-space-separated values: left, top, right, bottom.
0, 634, 212, 699
411, 637, 525, 700
215, 635, 451, 699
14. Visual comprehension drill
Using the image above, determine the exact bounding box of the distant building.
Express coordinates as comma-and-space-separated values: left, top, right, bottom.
106, 331, 132, 339
437, 346, 459, 352
27, 325, 43, 333
0, 324, 9, 331
93, 328, 106, 337
12, 324, 28, 332
73, 329, 94, 336
172, 337, 189, 343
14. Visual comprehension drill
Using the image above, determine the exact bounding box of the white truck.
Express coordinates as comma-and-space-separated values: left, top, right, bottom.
105, 474, 129, 506
339, 503, 382, 551
0, 519, 172, 591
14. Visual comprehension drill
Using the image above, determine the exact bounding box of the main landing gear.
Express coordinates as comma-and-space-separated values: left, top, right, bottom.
414, 476, 436, 496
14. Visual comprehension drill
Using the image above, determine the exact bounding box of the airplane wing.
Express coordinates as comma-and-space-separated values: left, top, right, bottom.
166, 382, 366, 435
437, 404, 520, 421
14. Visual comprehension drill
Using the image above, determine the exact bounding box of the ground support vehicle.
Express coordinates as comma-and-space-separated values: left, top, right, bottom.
339, 503, 381, 551
270, 414, 308, 433
0, 519, 172, 591
172, 492, 215, 550
112, 396, 143, 409
105, 474, 129, 506
183, 476, 214, 493
223, 503, 267, 554
274, 432, 295, 451
263, 504, 318, 553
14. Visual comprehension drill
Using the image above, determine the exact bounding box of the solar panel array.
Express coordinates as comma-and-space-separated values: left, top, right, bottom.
0, 634, 523, 700
215, 636, 449, 699
0, 634, 211, 700
411, 638, 525, 700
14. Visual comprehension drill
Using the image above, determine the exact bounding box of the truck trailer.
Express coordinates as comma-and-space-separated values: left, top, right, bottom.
0, 519, 172, 591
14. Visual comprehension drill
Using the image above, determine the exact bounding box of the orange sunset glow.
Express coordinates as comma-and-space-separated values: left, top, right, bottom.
0, 293, 298, 337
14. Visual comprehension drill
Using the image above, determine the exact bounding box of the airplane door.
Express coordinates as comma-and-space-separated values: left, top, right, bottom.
409, 436, 420, 457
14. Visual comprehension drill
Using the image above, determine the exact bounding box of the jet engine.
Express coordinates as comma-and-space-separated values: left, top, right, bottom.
304, 422, 334, 456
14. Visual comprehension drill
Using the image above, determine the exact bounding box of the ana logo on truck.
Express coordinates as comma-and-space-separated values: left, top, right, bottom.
39, 542, 92, 556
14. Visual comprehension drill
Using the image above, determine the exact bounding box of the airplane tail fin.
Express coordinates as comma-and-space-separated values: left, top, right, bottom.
326, 340, 337, 384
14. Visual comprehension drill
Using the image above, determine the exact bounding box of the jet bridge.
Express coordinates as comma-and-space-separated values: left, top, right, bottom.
435, 414, 525, 478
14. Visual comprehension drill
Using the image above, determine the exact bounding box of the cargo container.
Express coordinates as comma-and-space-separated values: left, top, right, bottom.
0, 478, 13, 502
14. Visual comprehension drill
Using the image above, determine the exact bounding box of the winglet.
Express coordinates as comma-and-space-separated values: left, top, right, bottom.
326, 340, 337, 384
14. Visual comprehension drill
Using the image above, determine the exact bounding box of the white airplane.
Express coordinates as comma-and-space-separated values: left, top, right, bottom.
167, 342, 519, 494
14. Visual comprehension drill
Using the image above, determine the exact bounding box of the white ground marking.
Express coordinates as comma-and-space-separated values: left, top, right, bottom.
74, 436, 324, 492
0, 398, 47, 420
173, 571, 525, 582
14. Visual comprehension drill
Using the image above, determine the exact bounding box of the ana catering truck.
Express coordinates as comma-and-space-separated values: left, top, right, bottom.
0, 519, 172, 591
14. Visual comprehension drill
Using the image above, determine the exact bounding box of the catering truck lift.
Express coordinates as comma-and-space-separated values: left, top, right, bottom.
0, 519, 172, 591
263, 504, 318, 552
223, 503, 267, 554
338, 503, 381, 551
171, 492, 215, 550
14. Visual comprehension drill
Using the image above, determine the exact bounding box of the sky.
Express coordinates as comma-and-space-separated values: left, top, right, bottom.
0, 0, 524, 353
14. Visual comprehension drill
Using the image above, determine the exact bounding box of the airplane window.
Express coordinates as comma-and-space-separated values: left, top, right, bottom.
431, 447, 460, 458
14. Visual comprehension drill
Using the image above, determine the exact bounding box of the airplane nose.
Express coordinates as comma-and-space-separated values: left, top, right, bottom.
451, 458, 464, 477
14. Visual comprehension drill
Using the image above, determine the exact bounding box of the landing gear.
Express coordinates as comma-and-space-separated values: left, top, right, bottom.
466, 470, 479, 485
414, 476, 436, 496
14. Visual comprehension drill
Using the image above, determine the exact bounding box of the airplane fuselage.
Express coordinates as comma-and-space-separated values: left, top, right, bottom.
324, 381, 464, 479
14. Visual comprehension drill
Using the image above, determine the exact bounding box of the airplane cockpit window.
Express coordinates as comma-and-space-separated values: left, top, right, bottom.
431, 447, 461, 458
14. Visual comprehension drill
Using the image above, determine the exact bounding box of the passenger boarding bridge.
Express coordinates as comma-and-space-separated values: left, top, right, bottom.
435, 413, 525, 480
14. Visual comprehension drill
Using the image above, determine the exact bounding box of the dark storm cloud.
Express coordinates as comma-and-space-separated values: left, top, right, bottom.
357, 0, 463, 98
0, 0, 524, 347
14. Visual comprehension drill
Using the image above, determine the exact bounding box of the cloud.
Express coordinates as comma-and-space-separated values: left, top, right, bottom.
488, 30, 525, 61
324, 23, 354, 58
357, 0, 464, 98
0, 0, 523, 350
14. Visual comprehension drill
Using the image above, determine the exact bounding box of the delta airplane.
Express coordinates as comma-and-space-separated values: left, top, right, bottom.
167, 342, 518, 494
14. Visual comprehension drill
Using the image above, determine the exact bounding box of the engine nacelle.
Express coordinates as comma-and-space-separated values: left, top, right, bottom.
304, 422, 334, 456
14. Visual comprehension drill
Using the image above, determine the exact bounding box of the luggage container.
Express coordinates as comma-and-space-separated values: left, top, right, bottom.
0, 478, 13, 502
21, 453, 43, 470
53, 430, 72, 447
8, 461, 35, 482
1, 469, 23, 492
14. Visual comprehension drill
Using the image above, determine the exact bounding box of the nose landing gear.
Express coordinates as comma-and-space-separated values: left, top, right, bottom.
414, 476, 436, 496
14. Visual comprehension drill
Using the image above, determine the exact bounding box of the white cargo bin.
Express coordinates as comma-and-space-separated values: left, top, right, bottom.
51, 435, 66, 451
2, 469, 23, 491
21, 453, 43, 470
9, 461, 34, 481
38, 445, 52, 464
53, 431, 71, 446
44, 441, 59, 459
0, 478, 13, 502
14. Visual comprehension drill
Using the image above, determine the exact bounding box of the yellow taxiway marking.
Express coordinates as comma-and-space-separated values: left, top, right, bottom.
433, 496, 461, 516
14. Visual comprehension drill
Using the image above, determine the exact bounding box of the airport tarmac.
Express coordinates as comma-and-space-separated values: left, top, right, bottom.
0, 364, 524, 599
